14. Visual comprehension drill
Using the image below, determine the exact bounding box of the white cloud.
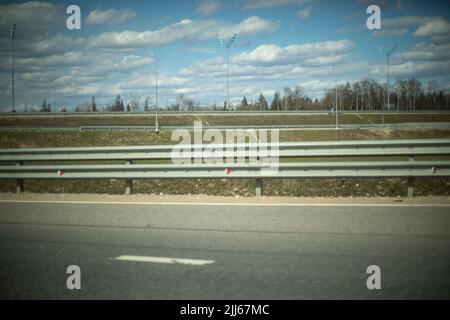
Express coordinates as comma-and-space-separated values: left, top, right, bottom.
118, 72, 188, 90
172, 38, 369, 104
414, 18, 450, 37
430, 34, 450, 45
373, 60, 450, 79
0, 1, 63, 39
243, 0, 313, 9
196, 0, 221, 16
120, 55, 155, 68
394, 43, 450, 62
395, 0, 408, 10
338, 16, 442, 34
372, 42, 450, 79
86, 8, 136, 25
185, 47, 218, 53
296, 7, 311, 19
232, 40, 354, 65
23, 34, 86, 57
372, 28, 409, 37
88, 16, 277, 49
383, 16, 439, 28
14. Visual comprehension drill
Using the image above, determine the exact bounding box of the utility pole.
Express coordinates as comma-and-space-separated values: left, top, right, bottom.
335, 79, 339, 130
219, 33, 237, 110
155, 59, 159, 132
226, 47, 229, 110
10, 24, 16, 113
151, 53, 159, 132
378, 44, 398, 111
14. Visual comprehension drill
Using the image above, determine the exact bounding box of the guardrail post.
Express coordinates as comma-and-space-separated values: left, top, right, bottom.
16, 161, 24, 193
255, 178, 263, 197
125, 160, 133, 194
407, 155, 415, 197
407, 177, 414, 197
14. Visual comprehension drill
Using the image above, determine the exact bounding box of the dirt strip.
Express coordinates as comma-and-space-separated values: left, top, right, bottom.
1, 192, 449, 206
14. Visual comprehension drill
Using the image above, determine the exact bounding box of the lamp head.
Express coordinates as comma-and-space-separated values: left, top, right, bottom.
10, 24, 16, 40
219, 33, 237, 48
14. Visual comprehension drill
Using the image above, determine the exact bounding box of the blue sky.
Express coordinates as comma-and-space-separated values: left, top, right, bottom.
0, 0, 449, 110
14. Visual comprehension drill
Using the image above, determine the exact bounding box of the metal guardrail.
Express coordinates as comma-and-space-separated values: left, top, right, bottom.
1, 139, 450, 197
77, 122, 450, 132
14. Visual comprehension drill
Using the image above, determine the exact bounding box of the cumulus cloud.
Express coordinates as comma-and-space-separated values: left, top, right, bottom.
0, 1, 64, 39
88, 16, 277, 49
22, 34, 86, 57
373, 60, 450, 79
232, 40, 354, 65
195, 0, 221, 16
413, 18, 450, 37
86, 8, 136, 25
174, 56, 370, 105
243, 0, 313, 9
372, 28, 409, 37
296, 7, 311, 19
383, 16, 439, 28
174, 39, 366, 103
394, 43, 450, 62
338, 15, 441, 34
372, 42, 450, 79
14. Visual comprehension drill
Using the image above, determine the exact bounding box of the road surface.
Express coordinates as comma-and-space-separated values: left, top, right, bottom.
0, 198, 449, 299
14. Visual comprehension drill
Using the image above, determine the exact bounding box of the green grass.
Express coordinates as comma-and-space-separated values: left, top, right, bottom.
1, 113, 450, 127
1, 128, 450, 148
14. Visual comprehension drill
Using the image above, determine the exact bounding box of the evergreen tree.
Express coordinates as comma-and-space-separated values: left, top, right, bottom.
91, 96, 97, 112
241, 96, 248, 108
271, 92, 281, 110
40, 99, 51, 112
40, 100, 47, 112
112, 94, 121, 111
257, 92, 268, 110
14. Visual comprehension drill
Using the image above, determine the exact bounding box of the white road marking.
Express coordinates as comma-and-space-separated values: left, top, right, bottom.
0, 199, 449, 207
115, 255, 215, 266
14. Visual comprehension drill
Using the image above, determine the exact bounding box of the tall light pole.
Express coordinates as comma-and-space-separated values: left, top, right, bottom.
335, 78, 339, 130
10, 24, 16, 113
378, 44, 398, 111
150, 53, 159, 132
219, 33, 237, 110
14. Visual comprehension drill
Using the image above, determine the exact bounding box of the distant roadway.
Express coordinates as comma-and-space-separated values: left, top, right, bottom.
1, 110, 450, 117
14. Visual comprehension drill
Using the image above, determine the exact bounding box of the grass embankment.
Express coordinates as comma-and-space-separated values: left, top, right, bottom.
1, 113, 450, 127
0, 129, 449, 197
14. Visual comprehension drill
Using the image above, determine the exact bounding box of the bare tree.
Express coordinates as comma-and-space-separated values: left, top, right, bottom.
176, 93, 194, 111
129, 93, 141, 111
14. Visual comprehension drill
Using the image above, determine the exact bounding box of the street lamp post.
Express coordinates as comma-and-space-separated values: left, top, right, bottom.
219, 33, 237, 110
10, 24, 16, 113
335, 79, 339, 130
378, 44, 398, 111
150, 53, 159, 132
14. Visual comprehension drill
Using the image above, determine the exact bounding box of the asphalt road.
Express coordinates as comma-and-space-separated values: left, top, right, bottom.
0, 200, 449, 299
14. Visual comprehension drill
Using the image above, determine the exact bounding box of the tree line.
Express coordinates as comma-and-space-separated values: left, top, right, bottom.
32, 77, 449, 112
321, 78, 447, 111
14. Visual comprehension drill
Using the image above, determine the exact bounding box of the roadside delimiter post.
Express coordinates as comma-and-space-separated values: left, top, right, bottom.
125, 160, 133, 194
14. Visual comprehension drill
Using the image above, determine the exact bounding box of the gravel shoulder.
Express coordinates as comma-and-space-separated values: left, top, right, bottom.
1, 192, 449, 206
